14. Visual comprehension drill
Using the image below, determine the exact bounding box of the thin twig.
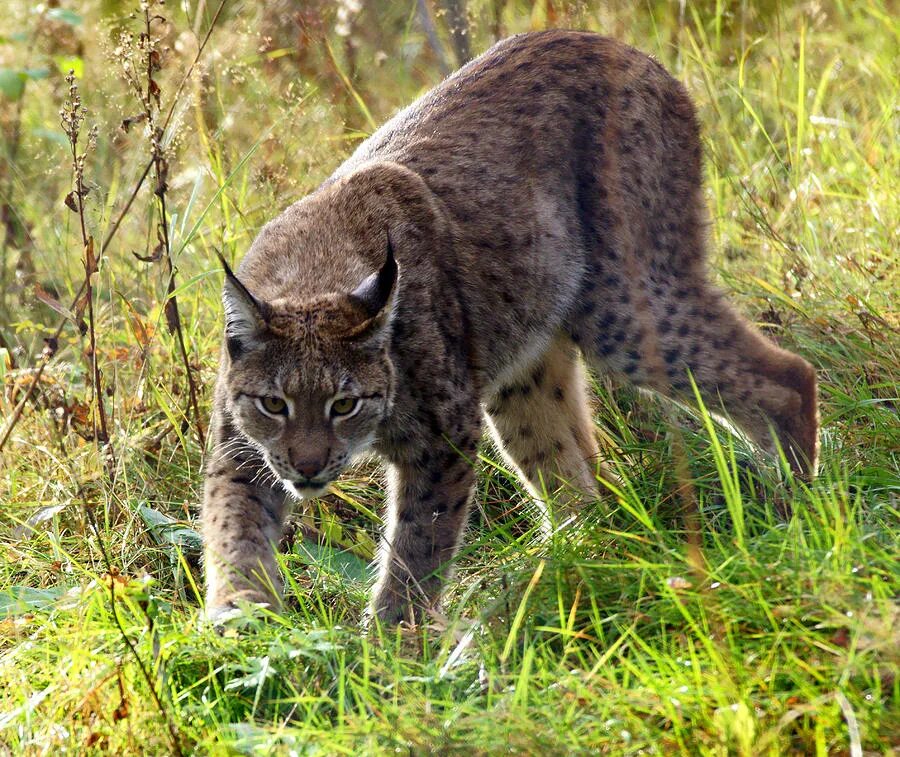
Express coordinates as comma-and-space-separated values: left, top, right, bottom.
101, 157, 153, 255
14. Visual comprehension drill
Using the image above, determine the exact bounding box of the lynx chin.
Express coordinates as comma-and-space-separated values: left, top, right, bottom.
202, 30, 818, 624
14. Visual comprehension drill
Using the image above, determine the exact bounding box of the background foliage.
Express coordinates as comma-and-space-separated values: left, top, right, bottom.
0, 0, 897, 753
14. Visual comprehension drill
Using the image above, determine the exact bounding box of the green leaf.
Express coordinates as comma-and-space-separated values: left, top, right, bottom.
46, 8, 82, 26
0, 586, 65, 616
224, 655, 276, 691
0, 69, 25, 101
23, 68, 50, 80
138, 505, 203, 553
294, 539, 370, 583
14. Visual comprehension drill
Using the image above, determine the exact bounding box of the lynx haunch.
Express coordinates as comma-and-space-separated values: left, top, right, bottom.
202, 30, 818, 624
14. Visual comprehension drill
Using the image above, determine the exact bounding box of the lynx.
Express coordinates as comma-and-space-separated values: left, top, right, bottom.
202, 31, 818, 624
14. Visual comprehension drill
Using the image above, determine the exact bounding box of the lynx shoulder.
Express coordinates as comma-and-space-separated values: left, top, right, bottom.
201, 30, 818, 624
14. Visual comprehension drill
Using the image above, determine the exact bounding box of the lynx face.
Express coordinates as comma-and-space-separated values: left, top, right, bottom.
219, 243, 398, 500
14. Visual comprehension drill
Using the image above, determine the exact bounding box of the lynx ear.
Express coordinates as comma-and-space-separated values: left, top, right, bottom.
348, 232, 399, 331
218, 253, 270, 358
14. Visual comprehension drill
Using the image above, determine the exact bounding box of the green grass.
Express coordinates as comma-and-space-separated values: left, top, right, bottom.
1, 0, 898, 753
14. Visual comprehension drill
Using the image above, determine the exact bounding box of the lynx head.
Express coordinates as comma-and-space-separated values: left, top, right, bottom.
218, 239, 398, 500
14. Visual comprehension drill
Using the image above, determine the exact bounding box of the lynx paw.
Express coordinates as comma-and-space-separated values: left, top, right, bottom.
204, 589, 278, 628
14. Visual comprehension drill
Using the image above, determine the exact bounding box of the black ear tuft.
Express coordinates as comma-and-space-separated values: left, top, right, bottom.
217, 252, 270, 358
350, 231, 399, 319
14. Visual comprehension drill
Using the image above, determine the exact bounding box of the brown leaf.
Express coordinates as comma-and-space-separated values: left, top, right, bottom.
34, 284, 74, 320
164, 297, 180, 335
149, 78, 161, 107
83, 237, 97, 276
85, 732, 103, 748
73, 290, 89, 338
154, 158, 169, 197
120, 112, 147, 132
103, 347, 130, 363
41, 337, 58, 360
830, 626, 851, 649
64, 191, 78, 213
68, 400, 91, 431
120, 298, 155, 349
133, 241, 163, 263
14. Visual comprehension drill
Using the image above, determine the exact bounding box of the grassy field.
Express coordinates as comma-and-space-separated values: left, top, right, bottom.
0, 0, 897, 753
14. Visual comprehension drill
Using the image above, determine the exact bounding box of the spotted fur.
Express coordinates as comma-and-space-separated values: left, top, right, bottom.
202, 31, 818, 624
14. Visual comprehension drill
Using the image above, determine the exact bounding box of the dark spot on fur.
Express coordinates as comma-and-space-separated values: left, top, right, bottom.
554, 386, 565, 401
499, 385, 516, 402
598, 311, 618, 329
572, 115, 600, 254
664, 348, 681, 364
451, 467, 470, 485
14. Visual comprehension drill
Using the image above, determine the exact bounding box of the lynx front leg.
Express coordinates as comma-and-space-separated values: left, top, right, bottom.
202, 417, 289, 619
370, 431, 479, 625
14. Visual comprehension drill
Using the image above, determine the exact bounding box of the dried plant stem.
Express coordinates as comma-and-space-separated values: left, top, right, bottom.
60, 73, 115, 473
140, 4, 205, 447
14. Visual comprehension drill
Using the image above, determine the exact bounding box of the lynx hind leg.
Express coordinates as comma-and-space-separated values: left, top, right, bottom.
666, 290, 819, 478
485, 335, 611, 531
577, 279, 818, 478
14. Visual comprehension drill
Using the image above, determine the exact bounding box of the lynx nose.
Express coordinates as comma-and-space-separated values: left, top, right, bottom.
289, 447, 329, 480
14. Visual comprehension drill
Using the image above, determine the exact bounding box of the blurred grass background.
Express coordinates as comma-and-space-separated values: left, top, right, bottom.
0, 0, 897, 753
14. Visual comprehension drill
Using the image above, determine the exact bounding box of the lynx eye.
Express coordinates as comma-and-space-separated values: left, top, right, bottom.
330, 397, 359, 417
258, 396, 287, 416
